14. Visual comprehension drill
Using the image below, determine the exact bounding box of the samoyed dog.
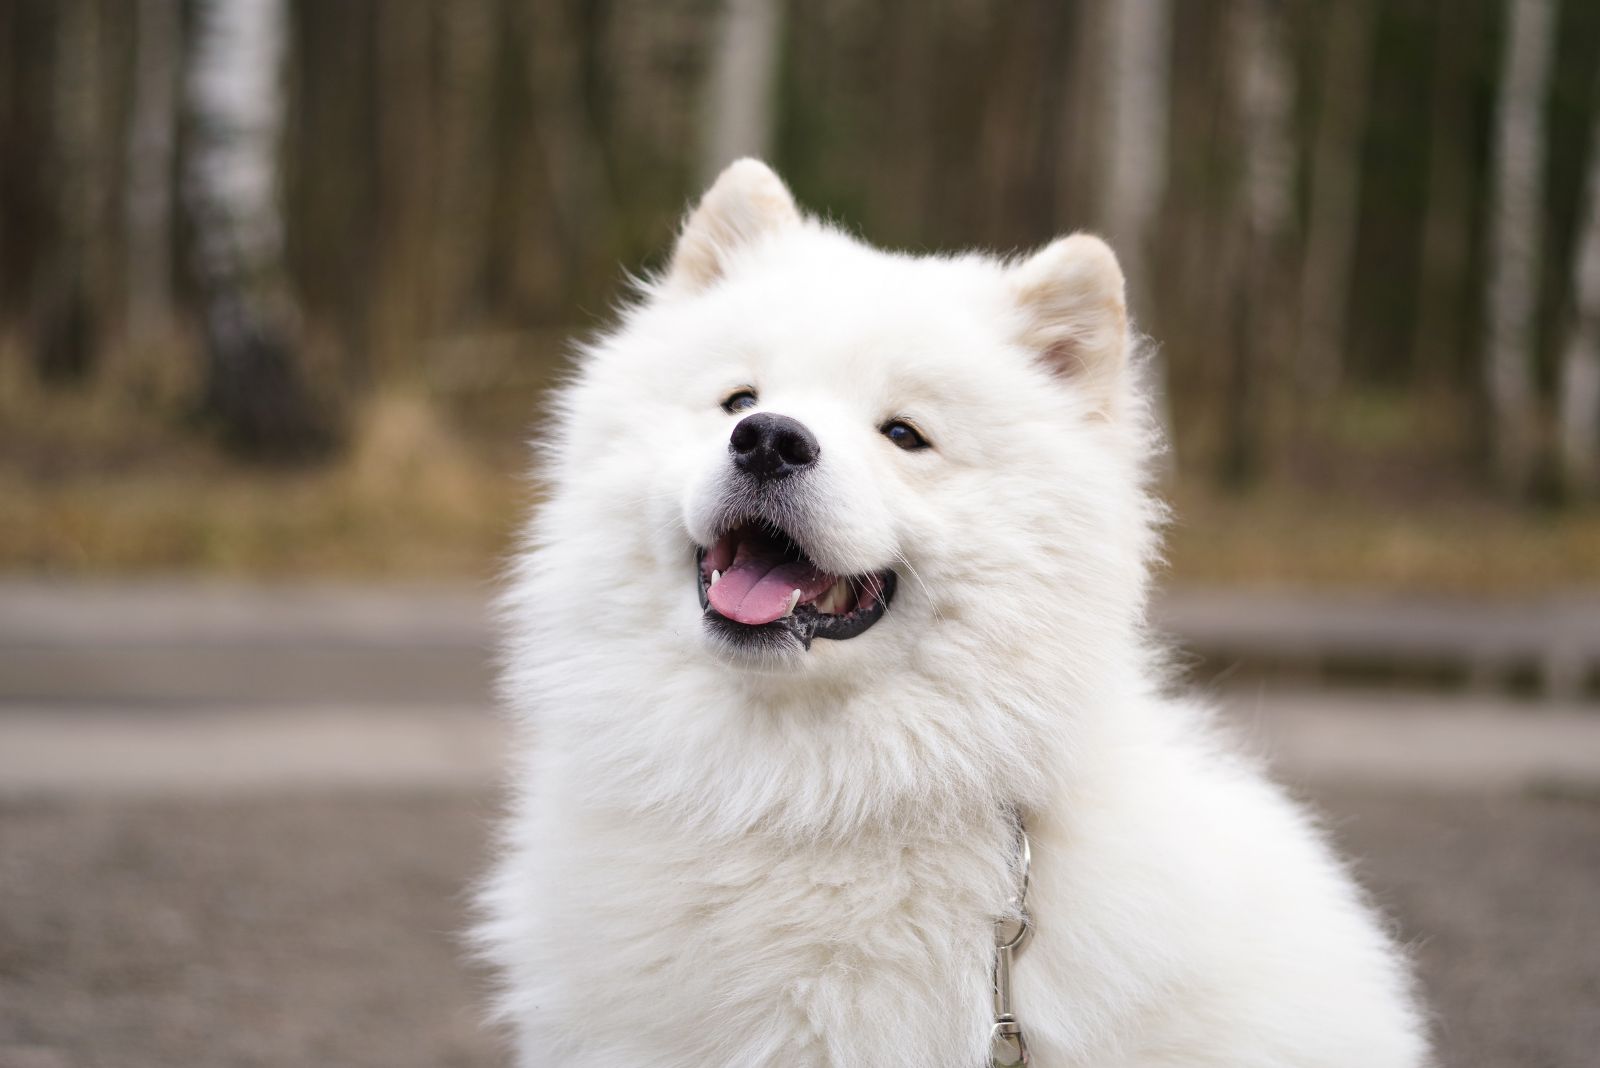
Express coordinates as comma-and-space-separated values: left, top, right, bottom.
478, 160, 1429, 1067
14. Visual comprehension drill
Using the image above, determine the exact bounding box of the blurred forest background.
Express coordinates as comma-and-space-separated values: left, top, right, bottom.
2, 0, 1599, 590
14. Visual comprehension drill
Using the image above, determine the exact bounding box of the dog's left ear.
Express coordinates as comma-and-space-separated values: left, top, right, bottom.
664, 158, 800, 294
1010, 234, 1128, 415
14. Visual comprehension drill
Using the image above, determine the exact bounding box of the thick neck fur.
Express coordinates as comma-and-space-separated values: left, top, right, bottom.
499, 493, 1160, 846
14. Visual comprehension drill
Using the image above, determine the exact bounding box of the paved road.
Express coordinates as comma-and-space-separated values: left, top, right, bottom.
3, 780, 1595, 1068
4, 690, 1600, 799
2, 582, 1598, 1067
4, 578, 1597, 705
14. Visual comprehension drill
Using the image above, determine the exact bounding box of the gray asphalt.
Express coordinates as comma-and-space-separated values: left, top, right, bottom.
4, 578, 1596, 705
3, 784, 1595, 1068
1, 582, 1597, 1067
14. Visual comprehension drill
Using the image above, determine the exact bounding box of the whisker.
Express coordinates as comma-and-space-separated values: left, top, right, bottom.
891, 549, 943, 623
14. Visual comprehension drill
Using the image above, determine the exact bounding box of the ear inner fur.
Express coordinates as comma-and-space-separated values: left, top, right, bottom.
666, 158, 801, 293
1011, 233, 1129, 413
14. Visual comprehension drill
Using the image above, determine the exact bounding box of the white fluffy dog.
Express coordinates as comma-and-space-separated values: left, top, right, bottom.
478, 160, 1430, 1067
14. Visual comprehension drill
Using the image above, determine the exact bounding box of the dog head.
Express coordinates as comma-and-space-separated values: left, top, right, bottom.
528, 160, 1158, 687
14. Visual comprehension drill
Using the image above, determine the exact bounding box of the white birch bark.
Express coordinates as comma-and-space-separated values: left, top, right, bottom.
699, 0, 784, 185
1297, 0, 1372, 402
182, 0, 327, 456
1485, 0, 1555, 493
1102, 0, 1171, 319
1559, 111, 1600, 497
184, 0, 288, 286
1101, 0, 1173, 460
1237, 0, 1293, 267
126, 0, 180, 349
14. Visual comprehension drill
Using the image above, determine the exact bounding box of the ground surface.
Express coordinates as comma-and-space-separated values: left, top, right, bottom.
0, 793, 499, 1068
3, 785, 1597, 1068
2, 583, 1598, 1067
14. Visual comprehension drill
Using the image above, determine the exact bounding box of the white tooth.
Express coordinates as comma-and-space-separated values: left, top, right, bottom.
817, 578, 846, 615
711, 570, 721, 586
785, 589, 801, 616
816, 585, 836, 615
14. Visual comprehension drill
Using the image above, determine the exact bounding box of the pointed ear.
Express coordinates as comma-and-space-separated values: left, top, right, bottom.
664, 159, 800, 293
1010, 234, 1129, 413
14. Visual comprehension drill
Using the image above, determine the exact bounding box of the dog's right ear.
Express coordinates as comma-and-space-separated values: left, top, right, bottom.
664, 159, 800, 294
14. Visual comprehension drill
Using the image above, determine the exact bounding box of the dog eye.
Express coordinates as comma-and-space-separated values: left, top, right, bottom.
881, 420, 930, 451
722, 389, 758, 414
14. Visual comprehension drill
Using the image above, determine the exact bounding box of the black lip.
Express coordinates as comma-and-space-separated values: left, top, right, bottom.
695, 545, 897, 651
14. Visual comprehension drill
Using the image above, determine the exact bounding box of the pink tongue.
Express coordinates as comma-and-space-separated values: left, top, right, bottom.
708, 538, 837, 625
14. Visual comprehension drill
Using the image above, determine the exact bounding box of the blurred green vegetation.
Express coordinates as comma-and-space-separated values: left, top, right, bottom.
1, 0, 1598, 589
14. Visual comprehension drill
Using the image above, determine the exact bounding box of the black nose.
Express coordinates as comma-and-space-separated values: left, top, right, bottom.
729, 412, 820, 481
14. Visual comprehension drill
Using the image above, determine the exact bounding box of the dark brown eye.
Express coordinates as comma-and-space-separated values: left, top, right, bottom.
882, 419, 930, 451
722, 389, 758, 414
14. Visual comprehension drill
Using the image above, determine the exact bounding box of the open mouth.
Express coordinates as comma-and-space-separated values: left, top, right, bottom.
696, 522, 896, 650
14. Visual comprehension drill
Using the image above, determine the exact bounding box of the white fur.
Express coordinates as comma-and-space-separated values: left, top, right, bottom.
477, 160, 1430, 1067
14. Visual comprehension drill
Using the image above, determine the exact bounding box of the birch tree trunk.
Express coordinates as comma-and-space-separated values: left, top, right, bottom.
1223, 0, 1295, 486
1485, 0, 1554, 495
699, 0, 784, 185
1296, 0, 1372, 404
126, 0, 180, 354
1559, 108, 1600, 498
1101, 0, 1174, 461
1102, 0, 1171, 322
182, 0, 329, 459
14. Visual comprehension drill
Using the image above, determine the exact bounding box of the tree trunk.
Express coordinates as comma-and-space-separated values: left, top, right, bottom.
1222, 0, 1295, 488
125, 0, 180, 354
182, 0, 331, 460
1484, 0, 1554, 495
432, 0, 495, 331
370, 0, 435, 379
1559, 103, 1600, 498
1296, 0, 1372, 405
1060, 0, 1109, 228
1102, 0, 1171, 324
1410, 5, 1477, 399
35, 0, 108, 383
517, 0, 610, 307
1101, 0, 1174, 463
699, 0, 784, 185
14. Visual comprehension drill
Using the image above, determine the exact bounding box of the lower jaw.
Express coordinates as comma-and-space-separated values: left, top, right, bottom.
698, 572, 897, 651
703, 609, 821, 653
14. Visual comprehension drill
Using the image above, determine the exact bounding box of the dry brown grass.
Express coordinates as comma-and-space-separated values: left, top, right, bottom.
1164, 485, 1600, 595
0, 385, 525, 580
4, 378, 1597, 594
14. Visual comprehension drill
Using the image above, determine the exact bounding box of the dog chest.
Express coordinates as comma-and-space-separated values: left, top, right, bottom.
526, 813, 1016, 1066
